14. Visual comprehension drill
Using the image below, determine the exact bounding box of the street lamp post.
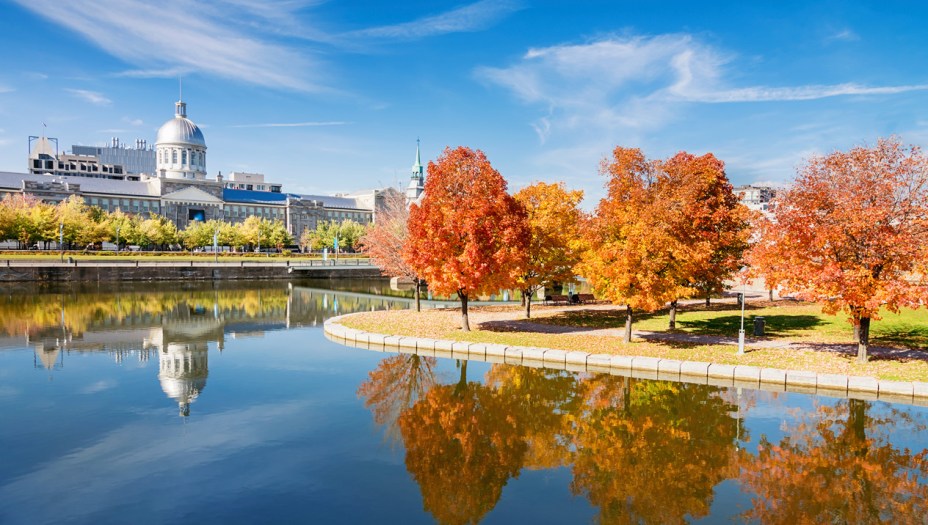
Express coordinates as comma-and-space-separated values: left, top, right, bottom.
59, 222, 64, 262
115, 226, 121, 256
213, 227, 219, 263
737, 282, 746, 355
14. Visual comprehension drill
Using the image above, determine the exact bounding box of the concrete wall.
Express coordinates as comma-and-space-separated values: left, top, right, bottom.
0, 264, 381, 282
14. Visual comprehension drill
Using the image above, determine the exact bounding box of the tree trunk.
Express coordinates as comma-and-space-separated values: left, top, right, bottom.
523, 289, 532, 319
454, 359, 468, 397
459, 292, 470, 332
857, 316, 870, 363
414, 278, 421, 312
705, 293, 711, 307
668, 300, 678, 330
768, 289, 774, 302
624, 305, 633, 343
520, 291, 526, 307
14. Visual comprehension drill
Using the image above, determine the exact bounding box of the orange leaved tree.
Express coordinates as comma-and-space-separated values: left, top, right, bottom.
581, 147, 691, 342
358, 189, 424, 311
656, 152, 752, 326
405, 146, 530, 331
513, 181, 585, 318
751, 137, 928, 362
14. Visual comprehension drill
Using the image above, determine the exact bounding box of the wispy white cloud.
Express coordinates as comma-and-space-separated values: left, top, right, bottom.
112, 67, 193, 79
230, 121, 350, 128
66, 88, 112, 106
14, 0, 327, 92
123, 117, 144, 126
671, 82, 928, 103
81, 379, 117, 394
346, 0, 521, 40
479, 34, 928, 137
0, 84, 13, 94
826, 28, 860, 43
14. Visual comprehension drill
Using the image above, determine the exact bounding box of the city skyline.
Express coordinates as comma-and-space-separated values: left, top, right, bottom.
1, 1, 927, 204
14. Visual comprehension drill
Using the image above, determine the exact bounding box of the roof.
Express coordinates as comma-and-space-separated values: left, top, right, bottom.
0, 171, 159, 197
296, 193, 368, 210
223, 188, 289, 205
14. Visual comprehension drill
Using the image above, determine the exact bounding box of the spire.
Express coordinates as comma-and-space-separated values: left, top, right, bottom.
407, 139, 425, 201
411, 138, 423, 179
175, 76, 187, 117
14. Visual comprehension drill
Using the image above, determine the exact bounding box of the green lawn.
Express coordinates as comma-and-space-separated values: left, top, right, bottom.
340, 301, 928, 382
534, 301, 928, 349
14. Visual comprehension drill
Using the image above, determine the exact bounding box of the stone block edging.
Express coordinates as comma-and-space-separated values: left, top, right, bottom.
323, 315, 928, 407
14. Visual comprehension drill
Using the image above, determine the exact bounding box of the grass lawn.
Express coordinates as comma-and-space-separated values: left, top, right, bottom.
340, 301, 928, 383
534, 300, 928, 349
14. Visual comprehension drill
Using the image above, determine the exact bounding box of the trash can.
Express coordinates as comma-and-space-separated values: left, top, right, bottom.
753, 316, 765, 337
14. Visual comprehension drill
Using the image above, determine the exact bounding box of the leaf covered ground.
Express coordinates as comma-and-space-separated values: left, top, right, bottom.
340, 300, 928, 383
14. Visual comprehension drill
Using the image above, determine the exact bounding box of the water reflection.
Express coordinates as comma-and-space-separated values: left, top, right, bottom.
2, 281, 927, 523
1, 280, 412, 416
359, 354, 928, 524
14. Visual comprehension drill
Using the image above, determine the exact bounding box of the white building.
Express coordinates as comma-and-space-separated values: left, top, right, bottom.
155, 99, 207, 180
734, 184, 776, 212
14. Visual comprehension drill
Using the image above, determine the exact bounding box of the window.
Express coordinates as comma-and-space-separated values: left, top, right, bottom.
172, 150, 177, 163
182, 150, 187, 164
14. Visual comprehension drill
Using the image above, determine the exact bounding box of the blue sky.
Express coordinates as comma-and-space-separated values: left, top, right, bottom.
1, 0, 927, 205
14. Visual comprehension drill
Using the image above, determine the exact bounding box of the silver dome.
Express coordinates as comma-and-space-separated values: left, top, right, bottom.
156, 117, 206, 147
155, 100, 206, 148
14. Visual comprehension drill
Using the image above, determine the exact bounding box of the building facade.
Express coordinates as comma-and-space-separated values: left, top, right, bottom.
8, 98, 399, 238
734, 184, 776, 212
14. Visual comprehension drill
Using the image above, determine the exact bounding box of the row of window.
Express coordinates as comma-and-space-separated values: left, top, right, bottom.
326, 210, 371, 222
227, 205, 284, 218
31, 160, 123, 174
159, 148, 204, 168
88, 196, 160, 214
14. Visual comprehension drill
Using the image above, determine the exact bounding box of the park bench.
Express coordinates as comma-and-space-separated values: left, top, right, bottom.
544, 294, 569, 306
576, 294, 597, 304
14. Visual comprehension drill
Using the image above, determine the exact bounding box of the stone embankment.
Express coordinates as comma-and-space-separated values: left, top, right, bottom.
324, 313, 928, 407
0, 259, 382, 282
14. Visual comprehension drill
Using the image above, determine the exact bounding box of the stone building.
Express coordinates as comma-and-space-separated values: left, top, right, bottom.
5, 97, 395, 237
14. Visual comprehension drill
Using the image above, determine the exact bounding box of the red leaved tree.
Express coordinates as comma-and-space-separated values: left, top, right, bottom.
405, 146, 529, 331
751, 137, 928, 361
357, 189, 424, 311
656, 152, 752, 326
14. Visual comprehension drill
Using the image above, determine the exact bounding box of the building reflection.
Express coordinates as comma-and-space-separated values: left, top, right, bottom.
0, 280, 414, 416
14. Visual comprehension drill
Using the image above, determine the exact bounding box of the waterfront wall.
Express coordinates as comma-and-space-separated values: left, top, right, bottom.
324, 315, 928, 408
0, 261, 382, 282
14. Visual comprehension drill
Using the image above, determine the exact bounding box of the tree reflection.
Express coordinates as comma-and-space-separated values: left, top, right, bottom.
485, 364, 579, 470
357, 353, 437, 446
398, 361, 527, 525
360, 357, 743, 524
741, 399, 928, 523
568, 376, 740, 524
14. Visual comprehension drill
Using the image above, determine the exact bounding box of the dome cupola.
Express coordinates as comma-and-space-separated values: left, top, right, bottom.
155, 99, 207, 179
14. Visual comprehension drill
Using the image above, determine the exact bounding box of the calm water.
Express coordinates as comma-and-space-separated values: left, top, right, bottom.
1, 280, 927, 524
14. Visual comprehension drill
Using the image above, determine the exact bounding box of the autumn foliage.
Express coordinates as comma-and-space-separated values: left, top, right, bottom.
405, 146, 529, 330
582, 147, 749, 340
750, 137, 928, 361
513, 181, 585, 318
358, 189, 424, 310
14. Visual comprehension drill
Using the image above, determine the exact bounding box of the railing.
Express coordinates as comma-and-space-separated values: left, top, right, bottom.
1, 258, 375, 269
